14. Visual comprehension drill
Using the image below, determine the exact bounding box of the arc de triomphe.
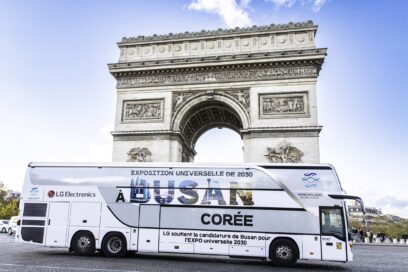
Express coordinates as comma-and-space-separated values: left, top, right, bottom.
108, 21, 326, 163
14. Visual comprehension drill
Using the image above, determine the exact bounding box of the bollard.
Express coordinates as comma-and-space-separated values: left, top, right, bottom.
385, 238, 392, 243
375, 238, 381, 243
393, 238, 398, 244
364, 237, 370, 243
400, 239, 405, 245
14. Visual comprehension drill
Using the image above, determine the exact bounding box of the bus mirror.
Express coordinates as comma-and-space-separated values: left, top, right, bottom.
328, 194, 366, 214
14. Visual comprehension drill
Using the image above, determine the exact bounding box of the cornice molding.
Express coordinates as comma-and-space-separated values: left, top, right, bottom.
109, 48, 327, 72
241, 125, 323, 133
120, 21, 316, 45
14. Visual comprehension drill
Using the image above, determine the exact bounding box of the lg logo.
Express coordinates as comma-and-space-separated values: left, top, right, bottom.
47, 190, 55, 198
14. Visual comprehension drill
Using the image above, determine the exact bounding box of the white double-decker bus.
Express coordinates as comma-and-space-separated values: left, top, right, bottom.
16, 162, 364, 266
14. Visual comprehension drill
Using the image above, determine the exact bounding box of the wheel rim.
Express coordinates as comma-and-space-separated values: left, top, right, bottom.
275, 245, 293, 261
77, 235, 91, 251
107, 237, 122, 254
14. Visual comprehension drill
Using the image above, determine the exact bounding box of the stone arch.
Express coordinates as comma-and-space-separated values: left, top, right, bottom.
110, 23, 326, 164
171, 91, 250, 157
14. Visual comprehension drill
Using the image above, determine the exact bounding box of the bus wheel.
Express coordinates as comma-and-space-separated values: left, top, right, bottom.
72, 231, 95, 256
269, 239, 298, 267
102, 233, 127, 258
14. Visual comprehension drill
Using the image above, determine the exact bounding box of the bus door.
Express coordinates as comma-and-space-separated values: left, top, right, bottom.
45, 202, 70, 247
319, 207, 347, 261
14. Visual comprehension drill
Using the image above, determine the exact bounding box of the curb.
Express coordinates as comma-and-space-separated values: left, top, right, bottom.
353, 242, 408, 247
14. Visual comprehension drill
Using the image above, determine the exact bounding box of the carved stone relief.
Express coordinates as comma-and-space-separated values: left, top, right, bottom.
122, 99, 163, 122
173, 92, 194, 110
172, 89, 250, 113
260, 92, 308, 118
225, 89, 250, 111
117, 66, 317, 88
127, 147, 152, 162
265, 141, 303, 163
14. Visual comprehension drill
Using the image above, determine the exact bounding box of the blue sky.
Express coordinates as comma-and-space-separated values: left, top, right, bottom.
0, 0, 407, 216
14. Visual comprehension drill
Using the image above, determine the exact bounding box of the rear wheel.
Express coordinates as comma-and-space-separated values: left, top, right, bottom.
71, 231, 95, 256
269, 239, 298, 267
1, 227, 5, 233
102, 233, 127, 258
7, 228, 12, 235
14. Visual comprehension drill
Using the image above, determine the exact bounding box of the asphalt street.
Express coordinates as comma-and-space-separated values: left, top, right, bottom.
0, 234, 407, 272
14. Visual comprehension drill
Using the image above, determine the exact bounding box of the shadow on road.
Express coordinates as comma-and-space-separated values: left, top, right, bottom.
29, 249, 349, 271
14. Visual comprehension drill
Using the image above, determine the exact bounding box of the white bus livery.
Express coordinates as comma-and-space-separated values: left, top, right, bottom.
16, 162, 364, 266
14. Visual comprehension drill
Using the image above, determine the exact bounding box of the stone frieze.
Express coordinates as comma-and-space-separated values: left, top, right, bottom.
260, 92, 308, 118
117, 66, 317, 88
122, 99, 163, 122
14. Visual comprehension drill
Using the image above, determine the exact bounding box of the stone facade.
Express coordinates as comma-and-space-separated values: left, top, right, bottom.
109, 21, 326, 163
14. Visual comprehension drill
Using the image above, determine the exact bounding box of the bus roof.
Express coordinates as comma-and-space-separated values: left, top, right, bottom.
28, 162, 334, 170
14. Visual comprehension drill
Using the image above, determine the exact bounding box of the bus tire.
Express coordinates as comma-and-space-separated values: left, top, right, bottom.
102, 232, 127, 258
71, 231, 95, 256
269, 239, 298, 267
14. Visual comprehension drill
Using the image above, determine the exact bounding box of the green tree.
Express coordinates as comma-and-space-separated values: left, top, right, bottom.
368, 216, 408, 239
0, 182, 19, 219
0, 199, 19, 219
0, 182, 8, 205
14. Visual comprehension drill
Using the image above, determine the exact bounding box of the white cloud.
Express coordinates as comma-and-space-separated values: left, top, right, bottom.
266, 0, 327, 12
312, 0, 327, 12
361, 190, 408, 218
268, 0, 297, 7
374, 195, 408, 213
188, 0, 252, 28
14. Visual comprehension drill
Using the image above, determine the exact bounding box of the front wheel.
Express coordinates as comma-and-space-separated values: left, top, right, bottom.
269, 239, 298, 267
8, 228, 13, 235
102, 233, 127, 258
71, 231, 95, 256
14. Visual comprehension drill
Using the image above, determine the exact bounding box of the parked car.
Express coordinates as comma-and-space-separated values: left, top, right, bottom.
0, 220, 9, 233
8, 216, 18, 235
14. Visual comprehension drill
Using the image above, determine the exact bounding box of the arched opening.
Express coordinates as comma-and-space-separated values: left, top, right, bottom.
179, 101, 242, 145
175, 97, 246, 162
194, 127, 243, 163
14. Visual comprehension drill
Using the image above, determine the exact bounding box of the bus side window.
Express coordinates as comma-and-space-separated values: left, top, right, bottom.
320, 208, 344, 240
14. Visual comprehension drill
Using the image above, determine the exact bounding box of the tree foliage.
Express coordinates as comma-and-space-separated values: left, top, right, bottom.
350, 217, 408, 239
0, 182, 19, 219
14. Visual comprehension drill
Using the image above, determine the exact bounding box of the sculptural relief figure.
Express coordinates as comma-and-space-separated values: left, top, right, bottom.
127, 147, 152, 162
225, 89, 250, 111
265, 141, 303, 163
237, 90, 249, 108
175, 93, 185, 109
